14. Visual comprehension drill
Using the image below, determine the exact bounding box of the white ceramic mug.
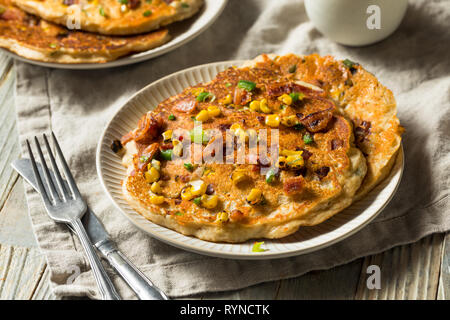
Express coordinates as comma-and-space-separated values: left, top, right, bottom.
305, 0, 409, 46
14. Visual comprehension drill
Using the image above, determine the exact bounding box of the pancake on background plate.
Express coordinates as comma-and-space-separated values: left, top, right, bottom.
0, 0, 170, 63
111, 53, 404, 243
12, 0, 203, 35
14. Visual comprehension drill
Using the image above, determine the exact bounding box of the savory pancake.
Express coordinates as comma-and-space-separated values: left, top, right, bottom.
115, 55, 370, 243
246, 53, 403, 200
12, 0, 203, 35
0, 0, 170, 63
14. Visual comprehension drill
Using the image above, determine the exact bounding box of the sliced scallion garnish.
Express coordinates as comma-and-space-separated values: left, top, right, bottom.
237, 80, 256, 91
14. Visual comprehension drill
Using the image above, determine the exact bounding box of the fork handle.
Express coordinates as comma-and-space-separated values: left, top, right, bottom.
71, 219, 121, 300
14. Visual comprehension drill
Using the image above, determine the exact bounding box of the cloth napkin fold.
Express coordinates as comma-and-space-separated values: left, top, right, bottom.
14, 0, 450, 299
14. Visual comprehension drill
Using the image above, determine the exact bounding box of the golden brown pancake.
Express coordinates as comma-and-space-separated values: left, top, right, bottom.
12, 0, 203, 35
0, 0, 170, 63
247, 53, 404, 200
117, 55, 370, 243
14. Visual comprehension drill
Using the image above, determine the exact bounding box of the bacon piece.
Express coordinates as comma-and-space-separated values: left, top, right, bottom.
283, 176, 304, 195
315, 166, 330, 179
128, 0, 140, 9
120, 131, 134, 146
179, 174, 191, 183
133, 113, 164, 144
137, 143, 159, 171
160, 142, 173, 150
233, 87, 252, 106
62, 0, 79, 5
331, 139, 343, 150
266, 82, 322, 98
354, 120, 371, 144
295, 148, 312, 161
174, 97, 198, 113
0, 8, 25, 21
299, 108, 333, 133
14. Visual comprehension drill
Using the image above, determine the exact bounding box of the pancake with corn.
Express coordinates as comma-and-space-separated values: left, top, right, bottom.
12, 0, 203, 35
114, 54, 371, 243
245, 53, 403, 200
0, 0, 170, 63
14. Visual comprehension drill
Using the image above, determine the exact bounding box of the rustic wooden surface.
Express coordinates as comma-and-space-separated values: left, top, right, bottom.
0, 53, 448, 300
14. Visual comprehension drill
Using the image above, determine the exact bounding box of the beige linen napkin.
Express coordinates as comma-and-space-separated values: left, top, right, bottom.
14, 0, 450, 299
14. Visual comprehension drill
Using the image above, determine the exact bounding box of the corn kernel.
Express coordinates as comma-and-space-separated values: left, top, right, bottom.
190, 87, 205, 96
219, 94, 233, 105
286, 155, 304, 168
145, 167, 160, 183
281, 115, 299, 127
246, 188, 262, 205
278, 94, 293, 105
207, 105, 221, 117
151, 159, 161, 171
201, 194, 219, 209
259, 99, 271, 113
149, 195, 164, 205
181, 187, 194, 200
195, 110, 210, 122
216, 211, 229, 223
230, 169, 248, 185
162, 130, 172, 141
150, 182, 162, 194
249, 100, 260, 112
265, 114, 280, 127
280, 149, 303, 157
172, 140, 183, 157
190, 180, 207, 196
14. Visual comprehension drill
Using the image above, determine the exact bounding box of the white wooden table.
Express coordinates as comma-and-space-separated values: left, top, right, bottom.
0, 53, 448, 300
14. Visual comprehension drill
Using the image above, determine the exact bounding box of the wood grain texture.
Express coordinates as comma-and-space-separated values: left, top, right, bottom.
0, 52, 447, 300
355, 233, 445, 300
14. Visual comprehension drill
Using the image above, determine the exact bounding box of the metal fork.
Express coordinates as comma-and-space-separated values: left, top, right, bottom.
26, 132, 121, 300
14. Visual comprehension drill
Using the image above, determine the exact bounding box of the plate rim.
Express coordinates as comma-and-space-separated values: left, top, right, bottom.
96, 60, 405, 260
1, 0, 228, 70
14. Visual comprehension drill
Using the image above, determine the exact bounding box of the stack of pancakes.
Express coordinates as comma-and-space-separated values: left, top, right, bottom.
0, 0, 203, 63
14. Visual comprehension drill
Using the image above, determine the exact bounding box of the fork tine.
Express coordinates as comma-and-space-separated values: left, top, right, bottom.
34, 136, 60, 203
51, 131, 82, 199
26, 139, 51, 205
43, 133, 68, 201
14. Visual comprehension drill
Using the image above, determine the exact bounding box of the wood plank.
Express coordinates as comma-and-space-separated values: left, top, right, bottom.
437, 232, 449, 300
0, 181, 37, 247
0, 68, 19, 210
31, 266, 55, 300
275, 258, 363, 299
200, 281, 280, 300
355, 233, 444, 299
0, 244, 48, 299
0, 53, 12, 86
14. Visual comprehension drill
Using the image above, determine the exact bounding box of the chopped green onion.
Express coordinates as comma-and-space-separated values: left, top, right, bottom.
288, 64, 297, 73
184, 163, 194, 171
265, 169, 276, 184
139, 155, 149, 163
181, 2, 189, 8
280, 105, 287, 110
225, 82, 232, 88
303, 132, 314, 144
160, 149, 173, 161
293, 123, 304, 130
168, 114, 176, 121
143, 10, 152, 17
237, 80, 256, 91
289, 92, 304, 102
190, 116, 196, 120
145, 0, 152, 3
196, 91, 216, 102
343, 59, 357, 69
252, 241, 266, 252
118, 0, 128, 4
190, 128, 210, 144
49, 43, 57, 49
193, 197, 201, 205
174, 211, 183, 216
99, 7, 106, 17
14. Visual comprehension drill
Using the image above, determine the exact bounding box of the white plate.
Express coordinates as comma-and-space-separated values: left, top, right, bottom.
96, 60, 404, 260
1, 0, 227, 70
